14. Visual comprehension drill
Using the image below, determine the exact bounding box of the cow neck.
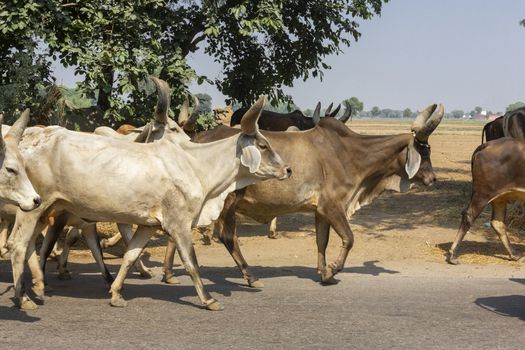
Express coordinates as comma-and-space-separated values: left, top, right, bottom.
351, 133, 412, 177
177, 134, 241, 198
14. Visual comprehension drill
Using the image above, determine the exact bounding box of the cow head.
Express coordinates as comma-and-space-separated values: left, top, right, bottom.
0, 109, 41, 211
238, 96, 292, 180
405, 104, 444, 186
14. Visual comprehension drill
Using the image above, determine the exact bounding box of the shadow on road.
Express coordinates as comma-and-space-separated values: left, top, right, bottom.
475, 295, 525, 321
0, 305, 40, 323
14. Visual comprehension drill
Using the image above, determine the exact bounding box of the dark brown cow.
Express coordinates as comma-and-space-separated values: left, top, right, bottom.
161, 104, 444, 286
481, 107, 525, 143
447, 138, 525, 264
229, 102, 347, 131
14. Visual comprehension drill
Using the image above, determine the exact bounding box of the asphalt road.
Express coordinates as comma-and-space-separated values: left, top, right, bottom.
1, 261, 525, 350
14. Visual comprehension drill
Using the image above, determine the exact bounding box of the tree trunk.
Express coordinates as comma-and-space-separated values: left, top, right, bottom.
97, 67, 114, 111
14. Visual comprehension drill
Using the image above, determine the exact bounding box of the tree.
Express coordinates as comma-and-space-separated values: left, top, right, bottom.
506, 101, 525, 112
1, 1, 388, 124
520, 19, 525, 27
343, 97, 364, 116
403, 108, 412, 118
474, 106, 483, 114
450, 110, 465, 119
371, 106, 381, 117
195, 93, 212, 115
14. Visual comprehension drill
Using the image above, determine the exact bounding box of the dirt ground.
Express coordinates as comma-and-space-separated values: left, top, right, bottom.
18, 118, 519, 276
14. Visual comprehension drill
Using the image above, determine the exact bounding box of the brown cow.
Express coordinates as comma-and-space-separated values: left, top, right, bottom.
447, 138, 525, 264
161, 104, 444, 286
481, 107, 525, 143
229, 102, 346, 131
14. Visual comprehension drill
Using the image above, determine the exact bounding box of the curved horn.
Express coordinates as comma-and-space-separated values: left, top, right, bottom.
312, 102, 321, 124
241, 95, 266, 135
412, 104, 443, 141
338, 102, 352, 123
328, 104, 341, 118
324, 102, 334, 117
182, 95, 200, 132
150, 77, 170, 124
133, 122, 153, 143
6, 108, 30, 144
177, 96, 190, 126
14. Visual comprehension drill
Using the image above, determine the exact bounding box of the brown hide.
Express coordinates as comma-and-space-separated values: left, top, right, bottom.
192, 115, 440, 285
448, 138, 525, 264
481, 107, 525, 143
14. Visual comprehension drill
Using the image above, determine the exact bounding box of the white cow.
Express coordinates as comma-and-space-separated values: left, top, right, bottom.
9, 95, 291, 311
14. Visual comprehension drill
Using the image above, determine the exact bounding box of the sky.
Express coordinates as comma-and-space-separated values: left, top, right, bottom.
55, 0, 525, 113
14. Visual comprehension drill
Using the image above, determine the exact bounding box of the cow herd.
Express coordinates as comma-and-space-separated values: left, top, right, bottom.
0, 77, 523, 313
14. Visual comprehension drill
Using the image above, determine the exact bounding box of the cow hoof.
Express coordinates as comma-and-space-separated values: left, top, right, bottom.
20, 297, 38, 310
511, 254, 523, 261
267, 233, 279, 239
446, 256, 459, 265
139, 268, 154, 279
162, 275, 180, 285
248, 279, 264, 288
32, 287, 45, 300
321, 276, 339, 285
58, 271, 72, 280
110, 296, 127, 308
206, 300, 224, 311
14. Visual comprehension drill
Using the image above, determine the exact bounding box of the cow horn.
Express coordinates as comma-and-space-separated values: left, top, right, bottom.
182, 95, 200, 132
411, 104, 443, 141
241, 95, 266, 136
150, 77, 170, 124
313, 102, 321, 124
177, 96, 190, 126
328, 104, 341, 118
338, 102, 352, 123
6, 108, 30, 145
134, 122, 153, 143
324, 102, 334, 117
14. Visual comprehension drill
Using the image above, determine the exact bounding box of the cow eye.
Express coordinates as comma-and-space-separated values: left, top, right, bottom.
258, 143, 267, 150
6, 167, 18, 175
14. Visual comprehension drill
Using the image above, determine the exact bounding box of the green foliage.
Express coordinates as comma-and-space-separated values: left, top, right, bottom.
343, 97, 364, 116
1, 0, 388, 124
195, 93, 212, 114
449, 110, 465, 119
506, 101, 525, 112
194, 112, 219, 132
403, 108, 412, 118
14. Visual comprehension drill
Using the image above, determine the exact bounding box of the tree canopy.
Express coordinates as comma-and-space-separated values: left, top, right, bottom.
0, 0, 388, 124
343, 96, 364, 116
506, 101, 525, 112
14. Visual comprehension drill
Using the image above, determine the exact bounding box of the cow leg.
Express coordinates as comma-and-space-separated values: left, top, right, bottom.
110, 226, 156, 307
166, 223, 223, 311
448, 199, 486, 264
320, 207, 353, 284
27, 223, 47, 301
100, 232, 122, 249
162, 237, 180, 284
82, 224, 114, 284
218, 194, 263, 288
39, 214, 68, 284
117, 223, 153, 278
315, 214, 330, 276
490, 201, 522, 261
0, 219, 11, 258
57, 227, 80, 280
10, 210, 45, 310
267, 217, 279, 239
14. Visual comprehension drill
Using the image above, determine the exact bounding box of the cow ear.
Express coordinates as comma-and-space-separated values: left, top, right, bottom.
240, 136, 261, 173
405, 142, 421, 179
